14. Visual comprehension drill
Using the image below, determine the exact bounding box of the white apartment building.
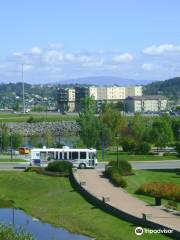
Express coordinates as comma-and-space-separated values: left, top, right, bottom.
125, 86, 142, 97
125, 96, 168, 113
89, 86, 98, 100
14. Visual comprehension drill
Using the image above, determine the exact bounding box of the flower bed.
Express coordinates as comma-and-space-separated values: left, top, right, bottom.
136, 182, 180, 202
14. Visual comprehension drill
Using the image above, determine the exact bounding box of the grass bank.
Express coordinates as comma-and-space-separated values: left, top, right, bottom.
0, 113, 78, 123
0, 172, 169, 240
97, 150, 180, 162
124, 169, 180, 206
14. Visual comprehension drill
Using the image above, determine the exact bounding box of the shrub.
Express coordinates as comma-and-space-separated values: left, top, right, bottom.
104, 165, 127, 188
45, 161, 72, 174
25, 167, 44, 174
108, 160, 132, 176
111, 172, 127, 188
121, 138, 136, 153
136, 182, 180, 202
26, 116, 35, 123
135, 142, 151, 154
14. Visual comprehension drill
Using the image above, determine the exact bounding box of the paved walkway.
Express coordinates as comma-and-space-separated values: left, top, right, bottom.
76, 169, 180, 232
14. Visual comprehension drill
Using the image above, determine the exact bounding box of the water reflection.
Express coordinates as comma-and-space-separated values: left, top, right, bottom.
0, 208, 90, 240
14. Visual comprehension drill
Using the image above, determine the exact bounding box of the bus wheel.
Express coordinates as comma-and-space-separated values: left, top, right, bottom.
79, 163, 86, 169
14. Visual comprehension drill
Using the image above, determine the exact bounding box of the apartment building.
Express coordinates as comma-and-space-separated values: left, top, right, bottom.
57, 85, 143, 112
125, 86, 143, 97
125, 95, 168, 113
57, 88, 75, 112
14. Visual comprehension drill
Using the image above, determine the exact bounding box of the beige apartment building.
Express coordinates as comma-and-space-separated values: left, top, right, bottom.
125, 95, 168, 113
58, 85, 143, 112
125, 86, 143, 97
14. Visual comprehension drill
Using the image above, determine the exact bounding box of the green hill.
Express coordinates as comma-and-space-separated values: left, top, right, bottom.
143, 77, 180, 100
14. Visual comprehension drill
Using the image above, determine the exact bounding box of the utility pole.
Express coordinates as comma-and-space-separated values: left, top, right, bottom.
22, 64, 25, 114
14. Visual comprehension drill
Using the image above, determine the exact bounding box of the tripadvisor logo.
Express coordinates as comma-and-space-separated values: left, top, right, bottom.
135, 227, 144, 236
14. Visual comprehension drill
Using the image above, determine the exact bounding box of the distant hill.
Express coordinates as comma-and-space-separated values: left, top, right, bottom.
143, 77, 180, 100
59, 76, 152, 86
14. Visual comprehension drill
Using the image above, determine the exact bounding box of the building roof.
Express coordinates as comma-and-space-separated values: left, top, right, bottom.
125, 95, 168, 100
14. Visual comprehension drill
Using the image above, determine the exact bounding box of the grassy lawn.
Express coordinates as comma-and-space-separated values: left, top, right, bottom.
0, 172, 169, 240
0, 158, 26, 162
124, 169, 180, 206
0, 154, 26, 162
97, 150, 180, 162
0, 113, 78, 122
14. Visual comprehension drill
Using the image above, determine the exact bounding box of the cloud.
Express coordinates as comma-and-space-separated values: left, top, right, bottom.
48, 43, 64, 49
12, 52, 24, 57
28, 47, 42, 55
113, 53, 133, 63
23, 64, 33, 72
143, 44, 180, 55
142, 63, 154, 71
43, 50, 64, 63
2, 42, 180, 83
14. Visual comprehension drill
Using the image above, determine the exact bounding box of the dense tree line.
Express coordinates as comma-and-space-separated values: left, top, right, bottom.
78, 97, 180, 155
143, 77, 180, 100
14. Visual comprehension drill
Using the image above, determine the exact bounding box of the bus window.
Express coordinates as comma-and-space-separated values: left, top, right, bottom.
40, 152, 46, 161
69, 152, 72, 160
59, 152, 62, 159
55, 152, 58, 160
89, 152, 96, 159
72, 152, 78, 160
80, 152, 86, 159
47, 152, 54, 161
64, 152, 67, 160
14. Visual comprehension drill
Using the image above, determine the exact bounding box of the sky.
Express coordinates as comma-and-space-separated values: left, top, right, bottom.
0, 0, 180, 83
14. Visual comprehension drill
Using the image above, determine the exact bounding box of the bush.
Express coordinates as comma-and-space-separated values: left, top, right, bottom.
121, 138, 136, 153
135, 142, 151, 154
104, 165, 127, 188
136, 182, 180, 201
45, 161, 72, 174
108, 160, 132, 176
175, 142, 180, 156
25, 167, 44, 174
111, 172, 127, 188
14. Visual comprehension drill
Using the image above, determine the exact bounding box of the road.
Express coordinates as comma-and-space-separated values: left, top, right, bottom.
97, 160, 180, 171
0, 162, 29, 171
0, 160, 180, 171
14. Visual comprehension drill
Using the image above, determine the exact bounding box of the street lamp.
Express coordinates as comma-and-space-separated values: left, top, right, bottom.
9, 128, 13, 161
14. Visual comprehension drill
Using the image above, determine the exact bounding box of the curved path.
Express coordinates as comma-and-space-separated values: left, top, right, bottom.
75, 169, 180, 234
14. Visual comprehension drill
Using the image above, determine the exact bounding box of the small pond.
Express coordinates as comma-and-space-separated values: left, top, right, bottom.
0, 208, 90, 240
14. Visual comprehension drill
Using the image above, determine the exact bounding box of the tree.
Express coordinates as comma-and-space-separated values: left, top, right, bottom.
171, 118, 180, 142
129, 113, 148, 142
121, 137, 136, 153
44, 130, 53, 147
175, 142, 180, 156
0, 123, 9, 151
135, 142, 151, 154
29, 134, 39, 147
151, 117, 173, 149
12, 133, 23, 148
78, 97, 100, 148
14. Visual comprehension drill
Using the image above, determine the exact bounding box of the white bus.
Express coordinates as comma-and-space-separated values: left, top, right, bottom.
30, 146, 97, 169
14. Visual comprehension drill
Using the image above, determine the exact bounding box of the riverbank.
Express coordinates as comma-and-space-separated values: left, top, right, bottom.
7, 121, 80, 136
0, 172, 169, 240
